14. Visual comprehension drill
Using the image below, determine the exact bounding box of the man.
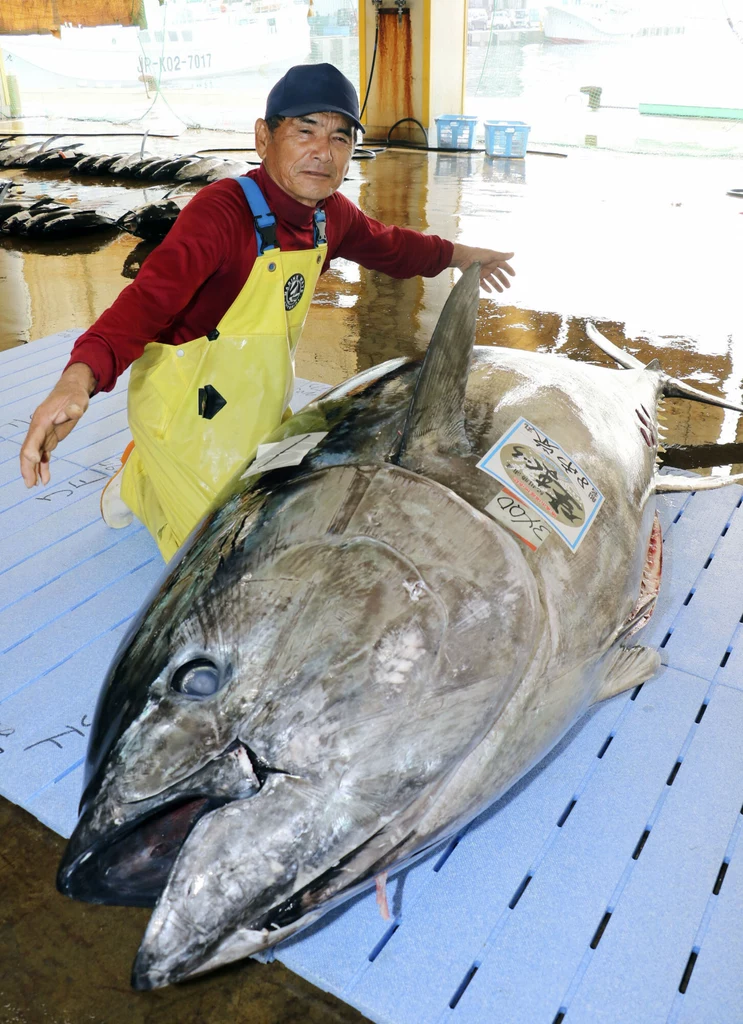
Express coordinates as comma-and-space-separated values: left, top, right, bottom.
19, 63, 515, 561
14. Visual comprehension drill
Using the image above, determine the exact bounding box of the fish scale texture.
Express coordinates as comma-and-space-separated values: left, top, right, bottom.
1, 331, 743, 1024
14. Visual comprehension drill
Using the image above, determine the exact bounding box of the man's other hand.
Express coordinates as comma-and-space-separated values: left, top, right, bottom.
450, 243, 516, 294
20, 363, 96, 487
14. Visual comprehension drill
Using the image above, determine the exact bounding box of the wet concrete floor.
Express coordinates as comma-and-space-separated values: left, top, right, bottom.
0, 799, 369, 1024
0, 131, 742, 1022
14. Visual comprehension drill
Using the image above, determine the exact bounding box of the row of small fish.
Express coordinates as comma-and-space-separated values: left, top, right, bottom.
74, 152, 250, 184
0, 195, 116, 238
0, 176, 193, 240
0, 138, 250, 183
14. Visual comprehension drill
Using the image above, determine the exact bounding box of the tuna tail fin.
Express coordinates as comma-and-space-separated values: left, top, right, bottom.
391, 262, 480, 464
661, 377, 743, 414
656, 472, 743, 493
587, 323, 743, 414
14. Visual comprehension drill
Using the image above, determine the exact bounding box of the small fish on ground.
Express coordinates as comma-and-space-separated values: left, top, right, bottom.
118, 195, 192, 240
204, 160, 251, 182
24, 208, 117, 237
25, 144, 85, 170
0, 142, 43, 168
74, 153, 128, 175
1, 198, 62, 234
133, 156, 176, 179
150, 156, 203, 181
109, 153, 149, 176
174, 156, 229, 181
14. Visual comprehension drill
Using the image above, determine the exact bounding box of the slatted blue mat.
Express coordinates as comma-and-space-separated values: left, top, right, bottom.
1, 333, 743, 1024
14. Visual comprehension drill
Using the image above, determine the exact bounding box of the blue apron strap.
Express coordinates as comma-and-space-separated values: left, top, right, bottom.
234, 175, 328, 253
234, 175, 278, 255
313, 208, 327, 247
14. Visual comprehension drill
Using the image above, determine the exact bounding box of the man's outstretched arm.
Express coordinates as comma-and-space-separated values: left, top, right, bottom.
332, 193, 516, 290
19, 362, 96, 487
18, 180, 243, 488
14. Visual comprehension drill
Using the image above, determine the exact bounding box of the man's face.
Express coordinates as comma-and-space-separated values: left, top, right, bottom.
255, 111, 355, 207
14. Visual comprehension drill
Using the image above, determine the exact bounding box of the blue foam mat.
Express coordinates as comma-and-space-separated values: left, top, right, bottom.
1, 332, 742, 1024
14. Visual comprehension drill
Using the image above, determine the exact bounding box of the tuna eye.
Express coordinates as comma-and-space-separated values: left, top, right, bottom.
171, 658, 222, 697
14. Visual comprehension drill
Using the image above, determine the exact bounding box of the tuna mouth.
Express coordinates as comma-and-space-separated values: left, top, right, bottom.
57, 795, 227, 908
58, 740, 289, 908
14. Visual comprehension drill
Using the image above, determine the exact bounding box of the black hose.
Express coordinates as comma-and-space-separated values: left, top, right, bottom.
0, 131, 178, 139
359, 18, 380, 120
386, 117, 429, 146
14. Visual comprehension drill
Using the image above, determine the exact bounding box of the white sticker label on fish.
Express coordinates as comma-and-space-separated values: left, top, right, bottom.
485, 488, 551, 550
248, 431, 328, 476
477, 419, 603, 552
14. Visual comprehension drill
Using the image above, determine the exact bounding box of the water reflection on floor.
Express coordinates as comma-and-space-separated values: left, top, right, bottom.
1, 143, 741, 458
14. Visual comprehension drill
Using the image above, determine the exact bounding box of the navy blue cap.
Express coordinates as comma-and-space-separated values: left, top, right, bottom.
265, 63, 365, 134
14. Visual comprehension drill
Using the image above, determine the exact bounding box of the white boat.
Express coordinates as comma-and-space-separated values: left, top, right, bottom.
543, 1, 686, 42
0, 0, 311, 86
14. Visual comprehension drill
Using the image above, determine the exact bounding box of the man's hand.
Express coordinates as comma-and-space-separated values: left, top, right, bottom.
20, 363, 96, 487
450, 243, 516, 294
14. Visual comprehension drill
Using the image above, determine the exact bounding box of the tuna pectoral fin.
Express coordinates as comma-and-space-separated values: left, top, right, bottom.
392, 262, 480, 463
592, 646, 661, 706
656, 472, 743, 493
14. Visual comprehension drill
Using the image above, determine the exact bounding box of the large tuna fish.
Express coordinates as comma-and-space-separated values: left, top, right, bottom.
57, 266, 743, 989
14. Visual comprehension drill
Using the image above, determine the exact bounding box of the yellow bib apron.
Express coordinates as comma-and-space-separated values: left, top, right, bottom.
120, 176, 327, 562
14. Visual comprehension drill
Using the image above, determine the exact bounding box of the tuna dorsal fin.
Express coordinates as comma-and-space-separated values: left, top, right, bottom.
585, 323, 646, 370
656, 472, 743, 493
392, 263, 480, 463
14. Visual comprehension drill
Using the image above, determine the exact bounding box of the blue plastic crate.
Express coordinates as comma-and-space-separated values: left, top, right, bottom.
435, 115, 478, 150
484, 119, 531, 158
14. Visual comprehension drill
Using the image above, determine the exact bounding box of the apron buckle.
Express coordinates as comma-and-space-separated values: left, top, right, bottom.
254, 213, 278, 253
314, 208, 327, 247
198, 384, 227, 420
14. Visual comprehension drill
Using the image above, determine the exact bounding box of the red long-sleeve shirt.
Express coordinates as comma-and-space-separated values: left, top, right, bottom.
67, 163, 454, 392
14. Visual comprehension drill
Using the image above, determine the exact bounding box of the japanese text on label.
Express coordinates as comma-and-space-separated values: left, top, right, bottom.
485, 489, 551, 550
477, 419, 603, 552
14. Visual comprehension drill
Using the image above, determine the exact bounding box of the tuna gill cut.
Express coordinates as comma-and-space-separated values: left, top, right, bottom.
57, 265, 743, 989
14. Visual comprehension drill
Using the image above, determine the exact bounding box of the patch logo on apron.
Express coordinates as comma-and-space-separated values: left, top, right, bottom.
284, 273, 306, 311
